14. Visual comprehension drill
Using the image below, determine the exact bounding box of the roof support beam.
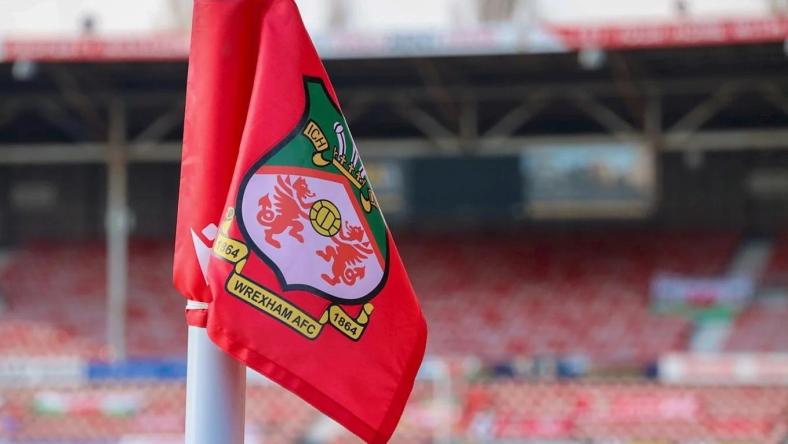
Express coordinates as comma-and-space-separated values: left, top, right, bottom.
569, 92, 640, 142
758, 83, 788, 118
46, 66, 106, 139
458, 96, 478, 153
482, 94, 547, 147
393, 99, 459, 153
667, 83, 740, 144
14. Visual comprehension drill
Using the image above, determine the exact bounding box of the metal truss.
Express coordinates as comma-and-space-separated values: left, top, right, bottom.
0, 70, 787, 164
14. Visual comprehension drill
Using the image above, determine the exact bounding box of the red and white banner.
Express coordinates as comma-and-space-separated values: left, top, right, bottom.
0, 34, 189, 62
2, 17, 786, 62
550, 17, 788, 50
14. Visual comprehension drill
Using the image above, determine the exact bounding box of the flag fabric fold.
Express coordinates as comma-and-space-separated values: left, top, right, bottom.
174, 0, 265, 327
174, 0, 427, 441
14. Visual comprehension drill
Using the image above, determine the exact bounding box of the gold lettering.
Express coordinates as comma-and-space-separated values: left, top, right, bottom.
226, 273, 324, 339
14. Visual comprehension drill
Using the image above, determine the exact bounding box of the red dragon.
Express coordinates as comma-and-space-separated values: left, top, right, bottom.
316, 222, 373, 286
257, 176, 315, 248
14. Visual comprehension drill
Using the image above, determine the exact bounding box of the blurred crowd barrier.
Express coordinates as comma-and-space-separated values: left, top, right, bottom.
1, 376, 787, 443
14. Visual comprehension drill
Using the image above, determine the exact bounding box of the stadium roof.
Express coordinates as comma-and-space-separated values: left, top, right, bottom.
0, 21, 786, 161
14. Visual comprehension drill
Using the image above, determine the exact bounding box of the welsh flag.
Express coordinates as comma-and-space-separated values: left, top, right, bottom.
173, 0, 428, 442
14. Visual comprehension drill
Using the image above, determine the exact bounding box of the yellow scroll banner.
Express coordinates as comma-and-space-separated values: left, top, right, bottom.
211, 207, 373, 341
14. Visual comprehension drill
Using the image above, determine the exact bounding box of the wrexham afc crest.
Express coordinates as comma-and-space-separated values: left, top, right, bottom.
211, 77, 388, 341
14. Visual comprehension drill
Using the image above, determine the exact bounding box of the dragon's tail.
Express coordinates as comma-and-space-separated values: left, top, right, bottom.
341, 266, 365, 285
257, 194, 276, 225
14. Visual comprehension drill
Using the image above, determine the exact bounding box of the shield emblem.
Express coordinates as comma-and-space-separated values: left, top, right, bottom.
236, 78, 388, 304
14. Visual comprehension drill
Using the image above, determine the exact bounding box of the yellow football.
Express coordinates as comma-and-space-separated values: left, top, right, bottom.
309, 199, 342, 237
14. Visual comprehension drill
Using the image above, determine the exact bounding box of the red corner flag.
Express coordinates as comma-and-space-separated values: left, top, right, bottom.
173, 0, 428, 442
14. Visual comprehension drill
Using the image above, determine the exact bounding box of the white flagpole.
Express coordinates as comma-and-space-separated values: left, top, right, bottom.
182, 0, 248, 440
185, 323, 246, 444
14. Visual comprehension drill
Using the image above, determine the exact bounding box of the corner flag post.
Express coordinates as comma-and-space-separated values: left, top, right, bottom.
185, 322, 246, 444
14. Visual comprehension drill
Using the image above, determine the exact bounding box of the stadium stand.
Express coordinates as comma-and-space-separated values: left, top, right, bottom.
0, 241, 185, 358
10, 227, 788, 440
0, 232, 740, 363
0, 320, 102, 358
0, 231, 740, 362
403, 230, 738, 363
723, 231, 788, 352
